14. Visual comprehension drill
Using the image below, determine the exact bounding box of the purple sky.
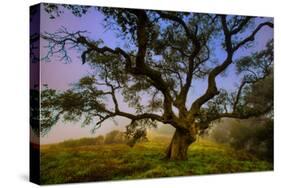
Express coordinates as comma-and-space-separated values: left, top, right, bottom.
40, 6, 132, 144
38, 5, 273, 144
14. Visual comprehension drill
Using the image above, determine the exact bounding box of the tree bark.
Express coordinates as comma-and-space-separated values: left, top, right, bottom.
165, 128, 196, 160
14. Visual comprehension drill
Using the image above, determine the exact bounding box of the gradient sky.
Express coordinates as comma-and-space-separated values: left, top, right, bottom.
38, 5, 273, 144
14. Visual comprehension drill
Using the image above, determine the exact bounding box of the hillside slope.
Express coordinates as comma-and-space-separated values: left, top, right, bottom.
40, 136, 272, 184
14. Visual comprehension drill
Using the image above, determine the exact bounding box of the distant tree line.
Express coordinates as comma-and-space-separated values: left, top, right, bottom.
57, 130, 148, 148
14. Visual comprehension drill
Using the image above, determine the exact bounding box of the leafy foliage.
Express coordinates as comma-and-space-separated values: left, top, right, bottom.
30, 89, 40, 135
43, 3, 90, 19
40, 84, 109, 134
125, 119, 157, 146
236, 40, 273, 79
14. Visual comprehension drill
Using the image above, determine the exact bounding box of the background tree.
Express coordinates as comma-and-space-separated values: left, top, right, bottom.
208, 117, 273, 161
41, 5, 273, 160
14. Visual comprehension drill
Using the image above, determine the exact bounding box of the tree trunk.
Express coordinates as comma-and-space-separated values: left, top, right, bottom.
165, 128, 196, 160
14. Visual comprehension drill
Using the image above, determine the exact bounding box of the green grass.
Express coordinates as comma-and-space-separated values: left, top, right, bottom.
40, 136, 273, 184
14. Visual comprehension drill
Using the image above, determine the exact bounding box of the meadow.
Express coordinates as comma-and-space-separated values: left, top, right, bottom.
40, 134, 272, 184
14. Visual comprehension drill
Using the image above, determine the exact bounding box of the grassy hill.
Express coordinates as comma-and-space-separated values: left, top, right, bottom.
40, 135, 273, 184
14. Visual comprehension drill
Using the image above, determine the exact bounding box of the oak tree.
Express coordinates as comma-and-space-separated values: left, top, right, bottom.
41, 5, 273, 160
